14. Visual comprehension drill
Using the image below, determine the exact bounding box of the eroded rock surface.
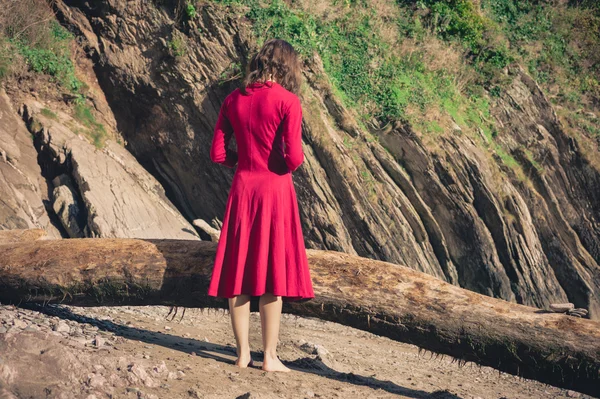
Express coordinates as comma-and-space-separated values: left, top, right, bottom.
19, 100, 199, 239
0, 90, 62, 238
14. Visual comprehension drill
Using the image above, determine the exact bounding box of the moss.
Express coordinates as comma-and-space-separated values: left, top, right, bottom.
73, 104, 107, 149
40, 107, 58, 120
168, 33, 187, 58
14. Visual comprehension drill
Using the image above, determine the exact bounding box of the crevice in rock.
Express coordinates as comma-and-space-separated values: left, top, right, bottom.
369, 141, 457, 284
464, 159, 522, 302
21, 108, 88, 238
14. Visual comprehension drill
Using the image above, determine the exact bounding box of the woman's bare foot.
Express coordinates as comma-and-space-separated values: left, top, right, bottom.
234, 353, 253, 368
262, 354, 291, 372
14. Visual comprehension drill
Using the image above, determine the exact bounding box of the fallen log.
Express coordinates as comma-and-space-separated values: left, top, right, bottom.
0, 228, 47, 244
0, 236, 598, 396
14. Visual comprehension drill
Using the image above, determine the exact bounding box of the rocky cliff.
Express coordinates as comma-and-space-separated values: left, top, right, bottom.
0, 0, 598, 319
43, 0, 599, 319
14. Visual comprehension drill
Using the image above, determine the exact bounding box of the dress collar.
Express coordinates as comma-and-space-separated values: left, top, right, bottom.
246, 80, 278, 90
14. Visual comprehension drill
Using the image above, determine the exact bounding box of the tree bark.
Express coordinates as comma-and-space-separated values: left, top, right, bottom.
0, 235, 598, 396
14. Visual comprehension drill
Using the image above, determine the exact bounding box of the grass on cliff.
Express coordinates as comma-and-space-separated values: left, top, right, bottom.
74, 102, 108, 149
214, 0, 500, 138
483, 0, 600, 144
0, 0, 109, 149
212, 0, 599, 182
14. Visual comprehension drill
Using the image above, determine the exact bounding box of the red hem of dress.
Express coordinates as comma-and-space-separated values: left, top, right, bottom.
207, 291, 315, 302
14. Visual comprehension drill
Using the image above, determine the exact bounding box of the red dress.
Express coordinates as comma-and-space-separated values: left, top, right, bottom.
207, 80, 315, 302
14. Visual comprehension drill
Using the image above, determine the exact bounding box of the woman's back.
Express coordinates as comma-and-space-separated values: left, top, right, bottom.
210, 80, 304, 175
208, 38, 314, 373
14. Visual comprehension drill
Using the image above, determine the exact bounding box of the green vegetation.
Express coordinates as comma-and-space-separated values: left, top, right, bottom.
186, 2, 197, 19
397, 0, 513, 83
212, 0, 600, 184
214, 0, 498, 141
0, 37, 19, 80
168, 34, 187, 57
73, 103, 108, 149
41, 107, 58, 120
522, 147, 543, 174
9, 21, 83, 93
482, 0, 600, 114
1, 1, 109, 149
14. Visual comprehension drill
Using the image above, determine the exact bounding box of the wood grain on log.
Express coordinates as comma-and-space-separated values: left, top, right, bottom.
0, 229, 47, 244
0, 236, 598, 396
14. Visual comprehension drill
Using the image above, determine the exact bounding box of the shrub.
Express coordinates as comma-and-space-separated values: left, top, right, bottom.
1, 0, 83, 93
186, 2, 197, 19
168, 34, 187, 57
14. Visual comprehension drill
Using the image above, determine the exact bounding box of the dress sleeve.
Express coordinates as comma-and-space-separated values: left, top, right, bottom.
281, 95, 304, 172
210, 97, 238, 168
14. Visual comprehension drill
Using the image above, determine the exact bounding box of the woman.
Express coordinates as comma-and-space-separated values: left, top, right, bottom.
207, 38, 315, 372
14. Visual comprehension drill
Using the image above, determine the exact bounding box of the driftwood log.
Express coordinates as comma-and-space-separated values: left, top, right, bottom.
0, 232, 599, 396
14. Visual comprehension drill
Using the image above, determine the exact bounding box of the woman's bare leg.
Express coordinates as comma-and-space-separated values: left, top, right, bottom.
259, 293, 290, 372
228, 294, 253, 367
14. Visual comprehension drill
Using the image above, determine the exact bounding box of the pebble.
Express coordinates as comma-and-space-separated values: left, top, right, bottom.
167, 371, 178, 380
152, 361, 168, 375
13, 319, 28, 329
53, 321, 71, 333
188, 386, 203, 398
87, 374, 106, 388
94, 335, 106, 348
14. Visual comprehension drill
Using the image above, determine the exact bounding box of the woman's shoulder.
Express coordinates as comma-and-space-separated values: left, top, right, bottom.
272, 83, 300, 106
226, 88, 241, 100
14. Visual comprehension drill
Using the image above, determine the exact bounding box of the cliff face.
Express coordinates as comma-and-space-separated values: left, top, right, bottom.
0, 90, 62, 238
52, 0, 600, 318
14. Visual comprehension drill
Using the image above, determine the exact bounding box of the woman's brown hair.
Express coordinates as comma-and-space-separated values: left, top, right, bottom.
240, 38, 303, 95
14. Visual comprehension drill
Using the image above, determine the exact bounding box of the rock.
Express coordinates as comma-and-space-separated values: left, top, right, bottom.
152, 361, 168, 375
188, 386, 203, 398
129, 364, 158, 388
51, 176, 85, 238
167, 371, 178, 380
566, 390, 581, 398
568, 308, 588, 316
20, 100, 201, 240
299, 342, 329, 357
550, 303, 575, 312
108, 373, 125, 388
53, 321, 71, 333
0, 364, 16, 384
0, 90, 61, 237
93, 335, 106, 348
12, 319, 27, 329
87, 373, 106, 388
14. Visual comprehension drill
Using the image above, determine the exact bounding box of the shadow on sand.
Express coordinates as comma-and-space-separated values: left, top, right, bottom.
21, 303, 462, 399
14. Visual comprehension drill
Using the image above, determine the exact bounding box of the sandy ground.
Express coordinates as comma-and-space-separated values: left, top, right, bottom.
0, 303, 594, 399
